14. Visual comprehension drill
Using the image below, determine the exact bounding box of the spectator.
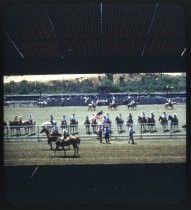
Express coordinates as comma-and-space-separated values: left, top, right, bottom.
104, 125, 110, 144
128, 126, 135, 144
97, 124, 103, 143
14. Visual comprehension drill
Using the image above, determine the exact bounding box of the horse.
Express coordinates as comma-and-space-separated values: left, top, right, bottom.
38, 101, 48, 108
88, 103, 96, 111
21, 120, 36, 135
127, 102, 137, 110
182, 124, 186, 131
40, 127, 62, 150
164, 102, 174, 110
108, 103, 119, 110
9, 120, 21, 136
158, 116, 168, 132
147, 117, 156, 132
54, 135, 80, 157
138, 116, 148, 132
168, 115, 179, 132
115, 116, 124, 133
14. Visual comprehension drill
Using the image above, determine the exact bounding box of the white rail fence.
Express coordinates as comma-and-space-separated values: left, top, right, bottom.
3, 122, 186, 141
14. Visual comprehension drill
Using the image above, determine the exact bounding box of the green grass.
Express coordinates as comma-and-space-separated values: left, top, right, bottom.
4, 104, 186, 135
3, 104, 186, 166
4, 138, 186, 166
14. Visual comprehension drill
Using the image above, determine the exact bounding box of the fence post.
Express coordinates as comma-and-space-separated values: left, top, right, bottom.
37, 126, 40, 142
140, 124, 143, 139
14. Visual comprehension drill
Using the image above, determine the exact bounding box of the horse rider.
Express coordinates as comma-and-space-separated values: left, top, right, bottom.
173, 113, 178, 120
140, 111, 146, 119
112, 98, 115, 105
162, 112, 167, 119
13, 115, 18, 122
28, 114, 33, 124
50, 114, 54, 125
168, 98, 172, 105
118, 113, 123, 123
150, 111, 154, 120
128, 113, 132, 120
71, 113, 77, 124
52, 123, 59, 136
61, 114, 67, 125
62, 128, 68, 139
84, 115, 90, 123
19, 116, 23, 124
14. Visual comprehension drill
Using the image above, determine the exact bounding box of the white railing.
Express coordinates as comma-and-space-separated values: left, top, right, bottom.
3, 122, 186, 141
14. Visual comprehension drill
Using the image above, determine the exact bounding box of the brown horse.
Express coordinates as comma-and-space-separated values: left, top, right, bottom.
108, 103, 119, 110
22, 120, 36, 135
158, 116, 168, 132
164, 102, 174, 110
40, 127, 61, 150
9, 120, 21, 136
88, 103, 96, 111
127, 102, 137, 110
54, 135, 80, 157
168, 115, 179, 132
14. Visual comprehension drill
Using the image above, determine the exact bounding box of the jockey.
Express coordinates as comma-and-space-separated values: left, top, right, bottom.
118, 113, 122, 120
112, 98, 115, 105
162, 112, 167, 119
28, 114, 33, 124
173, 113, 177, 119
61, 115, 67, 125
140, 111, 146, 118
150, 111, 154, 119
52, 123, 59, 136
50, 114, 54, 125
128, 113, 132, 119
19, 116, 22, 123
84, 116, 90, 124
71, 113, 77, 123
14, 115, 18, 121
62, 128, 68, 139
168, 98, 172, 105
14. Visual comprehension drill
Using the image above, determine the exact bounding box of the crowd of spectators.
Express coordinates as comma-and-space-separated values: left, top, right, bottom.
4, 93, 186, 107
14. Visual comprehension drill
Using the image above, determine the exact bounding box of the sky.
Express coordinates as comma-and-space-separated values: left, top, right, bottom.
3, 73, 183, 83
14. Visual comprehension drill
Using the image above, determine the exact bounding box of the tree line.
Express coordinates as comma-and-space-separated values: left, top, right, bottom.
4, 73, 186, 95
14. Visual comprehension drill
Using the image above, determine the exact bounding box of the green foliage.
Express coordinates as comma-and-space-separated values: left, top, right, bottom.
4, 74, 186, 95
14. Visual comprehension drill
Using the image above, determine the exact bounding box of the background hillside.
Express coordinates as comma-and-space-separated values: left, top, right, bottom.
4, 73, 186, 95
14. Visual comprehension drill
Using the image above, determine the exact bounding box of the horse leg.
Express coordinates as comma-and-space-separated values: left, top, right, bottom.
76, 145, 79, 155
54, 146, 58, 157
73, 145, 76, 156
62, 146, 66, 156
